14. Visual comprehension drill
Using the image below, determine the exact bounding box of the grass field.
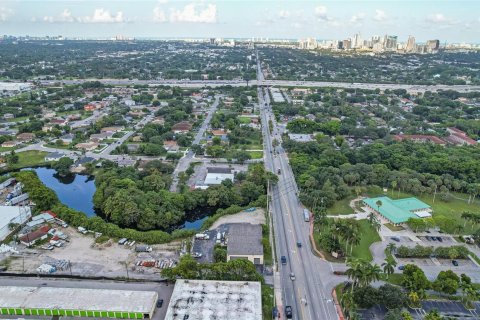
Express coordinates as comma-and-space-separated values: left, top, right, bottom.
383, 190, 480, 235
262, 285, 274, 320
327, 196, 355, 215
238, 116, 252, 124
350, 219, 381, 261
8, 151, 49, 169
249, 151, 263, 159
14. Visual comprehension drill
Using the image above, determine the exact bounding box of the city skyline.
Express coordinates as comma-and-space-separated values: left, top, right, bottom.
0, 0, 479, 42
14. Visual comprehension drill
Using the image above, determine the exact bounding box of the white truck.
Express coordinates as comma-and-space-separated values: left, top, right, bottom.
195, 233, 210, 240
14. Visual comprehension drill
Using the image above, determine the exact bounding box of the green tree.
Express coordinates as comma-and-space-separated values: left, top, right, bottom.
402, 264, 430, 296
52, 157, 74, 176
382, 255, 397, 280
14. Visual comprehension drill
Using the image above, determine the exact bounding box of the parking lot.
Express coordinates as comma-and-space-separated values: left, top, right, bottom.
385, 235, 412, 243
192, 228, 224, 263
418, 235, 455, 244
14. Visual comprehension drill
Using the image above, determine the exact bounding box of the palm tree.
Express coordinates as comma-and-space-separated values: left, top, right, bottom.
348, 232, 361, 255
363, 263, 382, 287
372, 218, 381, 232
345, 258, 364, 289
391, 180, 397, 197
375, 199, 383, 213
368, 212, 376, 225
382, 256, 397, 280
386, 243, 397, 255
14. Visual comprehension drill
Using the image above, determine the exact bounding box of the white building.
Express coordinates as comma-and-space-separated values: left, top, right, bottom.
0, 206, 32, 241
204, 167, 234, 185
165, 280, 262, 320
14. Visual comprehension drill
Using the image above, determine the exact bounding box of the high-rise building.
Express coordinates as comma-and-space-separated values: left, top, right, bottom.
384, 35, 398, 51
426, 39, 440, 52
342, 39, 351, 50
406, 36, 416, 53
352, 33, 362, 49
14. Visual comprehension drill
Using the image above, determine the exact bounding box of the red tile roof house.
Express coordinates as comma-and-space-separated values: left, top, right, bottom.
20, 225, 51, 246
444, 127, 477, 146
393, 134, 446, 146
171, 121, 192, 134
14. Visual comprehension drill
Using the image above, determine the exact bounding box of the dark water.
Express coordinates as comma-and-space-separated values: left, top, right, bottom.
25, 167, 97, 217
175, 206, 217, 231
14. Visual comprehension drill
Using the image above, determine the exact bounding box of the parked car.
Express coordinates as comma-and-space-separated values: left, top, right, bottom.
285, 306, 293, 319
156, 299, 164, 308
391, 237, 400, 242
452, 260, 458, 266
398, 265, 405, 270
437, 237, 443, 242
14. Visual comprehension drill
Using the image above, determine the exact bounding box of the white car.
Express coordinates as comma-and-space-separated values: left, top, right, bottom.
290, 273, 295, 281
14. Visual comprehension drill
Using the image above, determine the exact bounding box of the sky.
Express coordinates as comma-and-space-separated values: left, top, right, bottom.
0, 0, 479, 42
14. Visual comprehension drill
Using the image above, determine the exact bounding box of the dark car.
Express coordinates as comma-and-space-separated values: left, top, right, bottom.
272, 307, 278, 318
437, 237, 443, 242
297, 242, 302, 248
452, 260, 458, 266
285, 306, 293, 319
391, 237, 400, 242
156, 299, 164, 308
398, 265, 405, 270
281, 256, 287, 265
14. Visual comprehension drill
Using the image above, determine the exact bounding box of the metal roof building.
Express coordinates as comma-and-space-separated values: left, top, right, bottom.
363, 196, 432, 224
165, 279, 262, 320
227, 223, 264, 265
0, 286, 158, 319
0, 206, 32, 241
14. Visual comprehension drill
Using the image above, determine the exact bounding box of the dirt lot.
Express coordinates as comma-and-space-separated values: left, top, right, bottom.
6, 227, 180, 279
209, 208, 265, 230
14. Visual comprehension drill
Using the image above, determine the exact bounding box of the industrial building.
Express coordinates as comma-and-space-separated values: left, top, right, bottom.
227, 223, 264, 265
363, 196, 432, 225
0, 286, 158, 319
165, 279, 262, 320
204, 167, 235, 185
0, 206, 32, 241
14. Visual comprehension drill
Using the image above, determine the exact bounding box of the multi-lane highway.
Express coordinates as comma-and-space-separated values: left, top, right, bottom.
257, 56, 339, 319
35, 78, 480, 93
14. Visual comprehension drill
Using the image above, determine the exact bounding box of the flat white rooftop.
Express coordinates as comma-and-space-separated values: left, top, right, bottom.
0, 286, 157, 313
165, 279, 262, 320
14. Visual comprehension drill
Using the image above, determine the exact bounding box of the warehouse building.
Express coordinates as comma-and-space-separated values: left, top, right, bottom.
165, 279, 262, 320
0, 206, 32, 241
0, 286, 158, 319
227, 223, 264, 265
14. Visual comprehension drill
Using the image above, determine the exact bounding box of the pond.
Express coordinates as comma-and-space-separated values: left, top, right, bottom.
25, 167, 97, 217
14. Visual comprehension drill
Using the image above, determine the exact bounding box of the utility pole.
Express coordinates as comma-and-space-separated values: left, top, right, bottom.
125, 261, 130, 280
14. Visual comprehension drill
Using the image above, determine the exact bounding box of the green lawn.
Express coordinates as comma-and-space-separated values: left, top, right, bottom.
8, 151, 49, 169
249, 151, 263, 159
0, 147, 16, 152
382, 273, 404, 286
382, 190, 480, 235
327, 196, 355, 215
6, 116, 29, 123
350, 219, 381, 261
238, 116, 252, 124
262, 285, 274, 320
385, 223, 405, 231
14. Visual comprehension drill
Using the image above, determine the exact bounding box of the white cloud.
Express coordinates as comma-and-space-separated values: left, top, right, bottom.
278, 10, 290, 19
314, 5, 328, 20
426, 13, 458, 25
350, 12, 365, 24
170, 3, 217, 23
0, 6, 13, 21
373, 9, 387, 21
43, 9, 75, 23
81, 8, 125, 23
153, 6, 167, 22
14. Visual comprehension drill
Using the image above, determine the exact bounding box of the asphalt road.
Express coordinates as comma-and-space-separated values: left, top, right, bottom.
169, 95, 220, 192
35, 79, 480, 93
257, 55, 339, 320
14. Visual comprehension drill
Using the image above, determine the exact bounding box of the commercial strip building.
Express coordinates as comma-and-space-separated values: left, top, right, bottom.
227, 223, 264, 265
0, 286, 158, 319
165, 279, 262, 320
363, 196, 432, 225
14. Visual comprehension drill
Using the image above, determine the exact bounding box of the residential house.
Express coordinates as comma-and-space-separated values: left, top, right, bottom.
444, 127, 477, 146
101, 126, 123, 133
171, 121, 192, 134
393, 134, 446, 146
58, 134, 74, 145
44, 152, 66, 162
50, 118, 69, 126
16, 133, 35, 143
19, 225, 51, 246
163, 140, 179, 152
126, 144, 140, 153
70, 157, 95, 173
90, 132, 114, 142
3, 113, 14, 120
1, 141, 20, 148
